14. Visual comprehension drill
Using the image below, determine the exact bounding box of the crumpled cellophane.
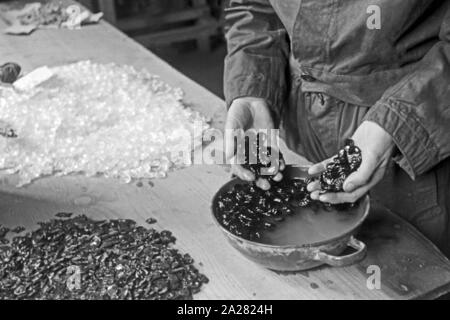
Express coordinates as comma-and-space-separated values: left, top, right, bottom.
0, 61, 208, 186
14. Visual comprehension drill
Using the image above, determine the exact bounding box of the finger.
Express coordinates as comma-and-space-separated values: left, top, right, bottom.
308, 157, 334, 175
319, 185, 370, 204
262, 157, 283, 175
256, 178, 271, 190
231, 164, 255, 182
320, 167, 384, 204
343, 151, 379, 192
279, 159, 286, 171
273, 156, 285, 173
272, 172, 283, 182
307, 180, 321, 192
310, 190, 321, 201
264, 165, 278, 176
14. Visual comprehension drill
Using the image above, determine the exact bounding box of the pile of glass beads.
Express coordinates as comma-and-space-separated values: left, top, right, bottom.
0, 61, 209, 186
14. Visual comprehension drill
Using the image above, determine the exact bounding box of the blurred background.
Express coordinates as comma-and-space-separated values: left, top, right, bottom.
79, 0, 227, 98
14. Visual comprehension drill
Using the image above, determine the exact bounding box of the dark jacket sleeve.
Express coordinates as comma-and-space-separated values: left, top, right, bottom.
223, 0, 290, 120
364, 7, 450, 179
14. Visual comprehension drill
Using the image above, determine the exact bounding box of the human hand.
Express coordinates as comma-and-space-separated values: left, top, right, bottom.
307, 121, 395, 203
225, 97, 284, 190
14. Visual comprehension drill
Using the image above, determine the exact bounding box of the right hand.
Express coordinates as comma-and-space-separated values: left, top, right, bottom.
224, 97, 284, 190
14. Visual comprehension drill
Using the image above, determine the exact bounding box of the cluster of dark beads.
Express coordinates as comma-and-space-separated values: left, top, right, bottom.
241, 135, 283, 181
319, 139, 362, 192
218, 134, 313, 241
0, 214, 208, 300
216, 179, 312, 241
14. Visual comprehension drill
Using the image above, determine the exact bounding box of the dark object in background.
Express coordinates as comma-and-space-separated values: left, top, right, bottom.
55, 212, 73, 218
0, 62, 21, 83
108, 0, 222, 52
0, 127, 17, 138
216, 179, 312, 241
0, 226, 9, 239
0, 214, 208, 300
320, 139, 362, 193
145, 217, 157, 225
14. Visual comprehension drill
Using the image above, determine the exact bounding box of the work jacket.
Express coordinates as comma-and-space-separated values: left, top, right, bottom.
224, 0, 450, 180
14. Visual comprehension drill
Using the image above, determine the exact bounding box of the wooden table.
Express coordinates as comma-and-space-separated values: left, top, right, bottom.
1, 3, 450, 300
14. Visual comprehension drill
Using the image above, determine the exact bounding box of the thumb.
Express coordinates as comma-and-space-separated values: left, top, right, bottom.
343, 152, 378, 192
308, 157, 334, 175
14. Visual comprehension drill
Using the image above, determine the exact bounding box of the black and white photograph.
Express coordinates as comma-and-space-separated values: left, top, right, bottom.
0, 0, 449, 306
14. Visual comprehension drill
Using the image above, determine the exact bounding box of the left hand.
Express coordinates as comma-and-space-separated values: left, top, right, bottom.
307, 121, 396, 204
